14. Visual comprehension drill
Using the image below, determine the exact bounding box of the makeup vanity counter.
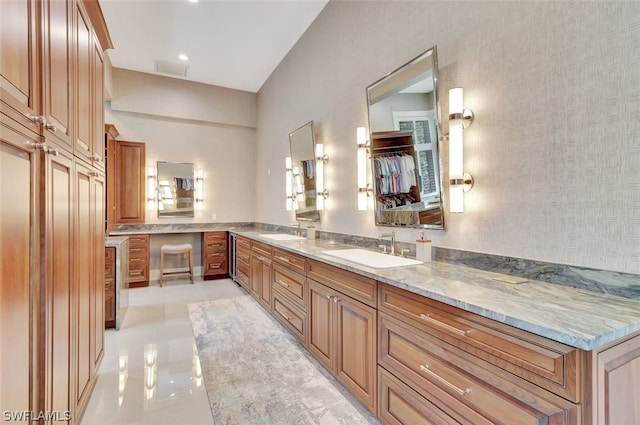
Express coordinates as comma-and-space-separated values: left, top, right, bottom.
230, 229, 640, 425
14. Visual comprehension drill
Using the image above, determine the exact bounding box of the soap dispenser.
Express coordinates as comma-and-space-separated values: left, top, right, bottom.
415, 231, 432, 262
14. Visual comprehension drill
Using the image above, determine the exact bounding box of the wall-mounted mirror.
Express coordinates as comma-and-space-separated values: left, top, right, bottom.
157, 161, 195, 218
366, 46, 444, 229
289, 121, 321, 222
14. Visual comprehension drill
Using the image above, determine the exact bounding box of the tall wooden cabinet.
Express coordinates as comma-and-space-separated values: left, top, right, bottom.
0, 0, 112, 423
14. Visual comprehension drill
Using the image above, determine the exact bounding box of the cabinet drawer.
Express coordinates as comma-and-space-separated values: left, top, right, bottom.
251, 240, 272, 258
204, 231, 227, 242
129, 266, 148, 281
272, 263, 306, 310
104, 277, 114, 293
272, 288, 307, 345
128, 234, 149, 250
105, 247, 115, 263
272, 248, 306, 275
379, 313, 578, 425
205, 258, 227, 274
236, 247, 250, 264
378, 283, 581, 402
236, 236, 251, 249
308, 259, 376, 307
236, 260, 250, 289
105, 262, 115, 279
378, 366, 459, 425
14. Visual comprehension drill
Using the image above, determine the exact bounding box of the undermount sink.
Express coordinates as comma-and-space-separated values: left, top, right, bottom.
259, 234, 306, 241
321, 249, 423, 269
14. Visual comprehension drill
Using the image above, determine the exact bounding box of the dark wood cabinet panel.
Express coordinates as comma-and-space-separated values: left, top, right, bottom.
112, 140, 145, 224
105, 247, 116, 328
0, 0, 41, 136
127, 234, 149, 288
202, 231, 228, 280
0, 130, 39, 420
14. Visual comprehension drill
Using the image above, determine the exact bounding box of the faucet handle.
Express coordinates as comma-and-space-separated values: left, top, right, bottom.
378, 244, 387, 253
400, 249, 410, 258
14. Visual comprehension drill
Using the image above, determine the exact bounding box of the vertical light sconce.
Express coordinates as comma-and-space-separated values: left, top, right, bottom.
356, 127, 371, 211
147, 166, 157, 210
195, 169, 204, 210
315, 144, 329, 210
448, 87, 474, 213
285, 157, 295, 211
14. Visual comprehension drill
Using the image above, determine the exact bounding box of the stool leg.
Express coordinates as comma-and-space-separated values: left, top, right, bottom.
159, 252, 164, 287
189, 251, 194, 284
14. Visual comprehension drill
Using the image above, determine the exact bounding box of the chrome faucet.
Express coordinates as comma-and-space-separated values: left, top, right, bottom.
290, 222, 301, 237
379, 231, 396, 255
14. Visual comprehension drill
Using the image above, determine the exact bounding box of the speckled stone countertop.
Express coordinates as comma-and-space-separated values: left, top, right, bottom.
231, 230, 640, 351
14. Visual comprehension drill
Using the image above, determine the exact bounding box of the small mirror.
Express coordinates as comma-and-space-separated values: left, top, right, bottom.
289, 121, 321, 222
157, 161, 195, 218
367, 46, 444, 229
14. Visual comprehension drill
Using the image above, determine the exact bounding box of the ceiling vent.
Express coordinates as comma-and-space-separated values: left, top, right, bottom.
154, 59, 188, 77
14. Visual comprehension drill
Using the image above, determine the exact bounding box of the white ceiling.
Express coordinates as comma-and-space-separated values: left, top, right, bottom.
99, 0, 329, 93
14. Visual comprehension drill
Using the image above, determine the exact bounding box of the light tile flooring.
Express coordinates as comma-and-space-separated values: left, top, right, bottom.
80, 278, 244, 425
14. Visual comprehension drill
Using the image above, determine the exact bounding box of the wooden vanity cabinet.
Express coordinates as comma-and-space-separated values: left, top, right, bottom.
234, 236, 251, 290
250, 241, 273, 310
128, 234, 149, 288
307, 261, 377, 414
202, 231, 228, 280
377, 283, 580, 424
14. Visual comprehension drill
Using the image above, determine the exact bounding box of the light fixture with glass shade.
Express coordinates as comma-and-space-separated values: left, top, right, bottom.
356, 127, 371, 211
315, 144, 329, 210
448, 87, 474, 213
195, 169, 204, 210
147, 166, 157, 210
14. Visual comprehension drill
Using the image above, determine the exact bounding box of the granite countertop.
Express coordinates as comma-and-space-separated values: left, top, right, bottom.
231, 230, 640, 351
109, 223, 253, 235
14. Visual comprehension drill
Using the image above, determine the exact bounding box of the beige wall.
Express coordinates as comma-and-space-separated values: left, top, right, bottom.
107, 68, 257, 224
256, 1, 640, 274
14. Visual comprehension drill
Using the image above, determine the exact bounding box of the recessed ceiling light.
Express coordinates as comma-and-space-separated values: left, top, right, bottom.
178, 53, 189, 61
187, 0, 198, 3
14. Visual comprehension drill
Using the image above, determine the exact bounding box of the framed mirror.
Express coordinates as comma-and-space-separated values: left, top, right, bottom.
157, 161, 195, 218
289, 121, 321, 222
366, 46, 444, 229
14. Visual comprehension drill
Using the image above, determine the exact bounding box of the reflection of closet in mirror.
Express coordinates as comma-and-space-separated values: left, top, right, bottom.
157, 161, 195, 218
289, 121, 321, 222
366, 46, 444, 229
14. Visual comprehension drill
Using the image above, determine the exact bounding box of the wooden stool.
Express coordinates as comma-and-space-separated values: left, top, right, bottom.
159, 243, 194, 287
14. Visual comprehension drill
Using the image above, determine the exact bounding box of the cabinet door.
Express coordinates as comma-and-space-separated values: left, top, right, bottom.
74, 162, 93, 412
0, 128, 39, 421
114, 141, 145, 223
259, 258, 272, 311
92, 44, 105, 170
42, 0, 73, 151
92, 171, 105, 370
593, 335, 640, 425
335, 293, 377, 413
74, 4, 92, 163
0, 0, 41, 135
250, 254, 262, 300
308, 280, 335, 372
44, 146, 74, 422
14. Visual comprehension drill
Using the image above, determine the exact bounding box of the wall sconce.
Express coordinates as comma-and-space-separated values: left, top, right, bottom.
356, 127, 371, 211
195, 169, 204, 210
285, 157, 294, 210
147, 166, 157, 210
448, 87, 474, 213
315, 144, 329, 210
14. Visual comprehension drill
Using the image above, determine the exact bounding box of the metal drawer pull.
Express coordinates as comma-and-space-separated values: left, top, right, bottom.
333, 297, 341, 303
326, 294, 332, 300
279, 310, 291, 321
419, 365, 470, 396
420, 314, 470, 336
275, 256, 290, 263
45, 123, 57, 132
277, 281, 291, 288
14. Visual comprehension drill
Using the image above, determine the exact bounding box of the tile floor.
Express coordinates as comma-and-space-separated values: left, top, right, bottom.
80, 278, 244, 425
